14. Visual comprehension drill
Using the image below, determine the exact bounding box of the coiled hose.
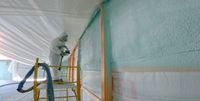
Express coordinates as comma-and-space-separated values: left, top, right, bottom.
17, 63, 54, 101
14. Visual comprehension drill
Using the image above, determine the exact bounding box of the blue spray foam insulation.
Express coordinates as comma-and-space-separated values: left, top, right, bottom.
78, 1, 111, 98
79, 0, 200, 98
105, 1, 200, 101
78, 1, 112, 98
105, 0, 200, 68
79, 0, 109, 40
79, 13, 102, 98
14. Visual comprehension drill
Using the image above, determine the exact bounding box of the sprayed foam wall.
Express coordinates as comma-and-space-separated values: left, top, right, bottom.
79, 0, 200, 100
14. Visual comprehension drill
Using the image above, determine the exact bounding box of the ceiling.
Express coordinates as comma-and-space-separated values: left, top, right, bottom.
63, 0, 101, 49
0, 0, 101, 64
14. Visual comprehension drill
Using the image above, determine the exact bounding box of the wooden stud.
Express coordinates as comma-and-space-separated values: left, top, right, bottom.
34, 58, 39, 101
100, 2, 112, 101
72, 52, 75, 82
77, 66, 81, 101
100, 3, 107, 101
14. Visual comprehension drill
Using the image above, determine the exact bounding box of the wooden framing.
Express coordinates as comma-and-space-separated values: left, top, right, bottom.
100, 2, 112, 101
34, 58, 39, 101
82, 86, 101, 101
112, 67, 200, 72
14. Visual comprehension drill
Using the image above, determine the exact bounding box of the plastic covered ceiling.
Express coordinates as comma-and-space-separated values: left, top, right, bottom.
0, 0, 100, 65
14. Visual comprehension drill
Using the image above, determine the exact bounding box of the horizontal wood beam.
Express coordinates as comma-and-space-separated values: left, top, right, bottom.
82, 86, 101, 101
113, 67, 200, 72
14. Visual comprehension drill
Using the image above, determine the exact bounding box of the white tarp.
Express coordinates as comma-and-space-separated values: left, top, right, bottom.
0, 0, 99, 65
113, 72, 200, 101
0, 0, 64, 65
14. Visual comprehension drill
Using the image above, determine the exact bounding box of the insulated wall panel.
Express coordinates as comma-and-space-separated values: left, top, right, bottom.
105, 0, 200, 68
79, 14, 101, 99
104, 0, 200, 100
79, 0, 200, 100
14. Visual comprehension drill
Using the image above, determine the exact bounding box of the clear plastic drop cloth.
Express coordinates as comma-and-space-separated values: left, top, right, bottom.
112, 72, 200, 101
8, 61, 20, 81
0, 0, 65, 65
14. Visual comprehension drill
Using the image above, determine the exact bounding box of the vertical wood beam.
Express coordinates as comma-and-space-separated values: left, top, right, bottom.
77, 65, 81, 101
67, 56, 71, 81
100, 3, 106, 101
100, 2, 112, 101
34, 58, 39, 101
72, 52, 75, 82
68, 56, 72, 81
71, 43, 79, 82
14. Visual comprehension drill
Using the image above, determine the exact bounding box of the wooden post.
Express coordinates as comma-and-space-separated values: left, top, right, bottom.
72, 52, 75, 82
74, 42, 81, 101
72, 43, 79, 82
100, 2, 112, 101
68, 56, 72, 81
66, 88, 68, 101
67, 57, 70, 81
77, 66, 81, 101
34, 58, 39, 101
46, 89, 48, 101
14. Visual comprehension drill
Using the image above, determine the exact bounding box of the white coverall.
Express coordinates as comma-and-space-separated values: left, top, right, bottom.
49, 36, 67, 80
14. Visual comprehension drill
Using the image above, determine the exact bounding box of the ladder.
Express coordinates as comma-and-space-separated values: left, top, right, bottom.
33, 59, 81, 101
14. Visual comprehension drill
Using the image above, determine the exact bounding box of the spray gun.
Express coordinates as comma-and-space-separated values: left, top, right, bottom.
58, 45, 70, 70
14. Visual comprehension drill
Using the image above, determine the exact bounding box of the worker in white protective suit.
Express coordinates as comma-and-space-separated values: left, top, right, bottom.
49, 32, 70, 82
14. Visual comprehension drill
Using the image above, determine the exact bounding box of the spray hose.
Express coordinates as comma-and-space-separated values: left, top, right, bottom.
17, 63, 55, 101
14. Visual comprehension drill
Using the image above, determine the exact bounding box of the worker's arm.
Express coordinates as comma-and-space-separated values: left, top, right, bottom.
51, 46, 62, 55
50, 38, 63, 55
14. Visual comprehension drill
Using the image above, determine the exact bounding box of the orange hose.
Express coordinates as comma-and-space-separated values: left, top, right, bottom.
68, 55, 71, 81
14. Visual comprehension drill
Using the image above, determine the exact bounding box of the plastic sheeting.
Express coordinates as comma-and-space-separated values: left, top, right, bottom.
0, 0, 100, 65
8, 61, 20, 81
79, 13, 102, 98
0, 81, 76, 101
0, 82, 34, 101
7, 61, 46, 81
113, 72, 200, 101
0, 0, 64, 65
0, 60, 11, 80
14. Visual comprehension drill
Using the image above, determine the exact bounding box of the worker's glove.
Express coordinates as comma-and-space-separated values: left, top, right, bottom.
58, 45, 70, 56
60, 49, 70, 57
65, 49, 70, 54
